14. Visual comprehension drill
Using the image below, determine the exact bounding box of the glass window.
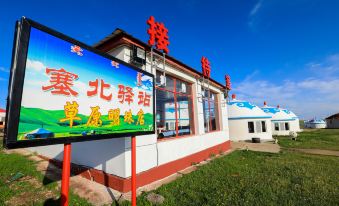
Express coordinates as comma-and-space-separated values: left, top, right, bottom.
261, 121, 267, 132
280, 122, 285, 131
255, 121, 262, 133
274, 123, 279, 131
248, 122, 255, 133
201, 88, 219, 133
285, 122, 290, 131
156, 72, 194, 139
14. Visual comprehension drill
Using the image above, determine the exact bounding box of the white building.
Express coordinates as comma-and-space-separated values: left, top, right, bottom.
280, 108, 301, 132
227, 95, 273, 142
305, 119, 327, 129
261, 103, 294, 136
28, 29, 231, 192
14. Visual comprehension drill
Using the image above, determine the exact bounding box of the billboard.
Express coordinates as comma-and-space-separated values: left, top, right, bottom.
4, 18, 155, 148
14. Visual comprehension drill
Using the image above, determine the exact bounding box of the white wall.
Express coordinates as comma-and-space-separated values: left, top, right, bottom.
271, 121, 292, 136
229, 119, 272, 141
290, 119, 301, 132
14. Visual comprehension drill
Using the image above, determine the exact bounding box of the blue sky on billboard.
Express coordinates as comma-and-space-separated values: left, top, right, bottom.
0, 0, 339, 119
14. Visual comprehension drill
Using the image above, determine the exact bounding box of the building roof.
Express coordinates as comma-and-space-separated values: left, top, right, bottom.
93, 28, 226, 90
305, 119, 326, 124
227, 95, 271, 120
325, 113, 339, 119
280, 108, 298, 120
0, 108, 5, 113
261, 105, 293, 121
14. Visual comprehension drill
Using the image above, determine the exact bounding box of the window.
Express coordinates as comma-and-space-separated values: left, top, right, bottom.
280, 122, 285, 131
285, 122, 290, 131
201, 88, 219, 133
275, 123, 279, 131
0, 121, 3, 126
156, 72, 194, 139
261, 121, 267, 132
255, 121, 261, 133
248, 122, 255, 133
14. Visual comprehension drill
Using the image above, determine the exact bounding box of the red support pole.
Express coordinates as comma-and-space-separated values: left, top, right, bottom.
131, 136, 136, 206
61, 143, 71, 206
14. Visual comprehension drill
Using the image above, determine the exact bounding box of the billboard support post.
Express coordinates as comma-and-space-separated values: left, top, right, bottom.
61, 143, 71, 206
131, 136, 136, 206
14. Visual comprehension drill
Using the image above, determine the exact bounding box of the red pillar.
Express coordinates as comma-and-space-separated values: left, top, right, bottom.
131, 136, 136, 206
61, 143, 71, 206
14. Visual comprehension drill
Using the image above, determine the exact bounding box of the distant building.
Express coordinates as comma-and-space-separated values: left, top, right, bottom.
0, 108, 5, 129
227, 94, 273, 142
304, 119, 327, 129
325, 113, 339, 128
261, 103, 299, 136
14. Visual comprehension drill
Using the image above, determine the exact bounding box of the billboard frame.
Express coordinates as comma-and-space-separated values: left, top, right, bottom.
4, 17, 155, 149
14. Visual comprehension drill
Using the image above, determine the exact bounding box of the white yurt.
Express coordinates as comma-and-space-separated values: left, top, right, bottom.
227, 94, 273, 142
261, 102, 293, 136
304, 119, 327, 129
280, 108, 301, 132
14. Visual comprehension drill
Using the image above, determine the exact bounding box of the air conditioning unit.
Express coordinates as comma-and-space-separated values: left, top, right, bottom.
131, 45, 146, 66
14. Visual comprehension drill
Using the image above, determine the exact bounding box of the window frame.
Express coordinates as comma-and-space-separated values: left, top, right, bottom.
248, 121, 255, 133
155, 73, 195, 140
201, 88, 220, 133
274, 123, 279, 131
261, 121, 267, 133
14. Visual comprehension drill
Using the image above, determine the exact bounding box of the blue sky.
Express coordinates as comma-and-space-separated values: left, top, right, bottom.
1, 0, 339, 119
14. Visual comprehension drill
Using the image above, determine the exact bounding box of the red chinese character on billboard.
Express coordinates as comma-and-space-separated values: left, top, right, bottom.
118, 84, 134, 105
138, 91, 151, 107
147, 16, 170, 54
225, 75, 231, 90
87, 79, 112, 101
42, 68, 78, 96
201, 57, 211, 78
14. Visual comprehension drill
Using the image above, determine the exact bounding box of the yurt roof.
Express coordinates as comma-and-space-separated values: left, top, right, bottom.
307, 119, 326, 124
280, 108, 298, 120
227, 97, 271, 120
261, 105, 293, 121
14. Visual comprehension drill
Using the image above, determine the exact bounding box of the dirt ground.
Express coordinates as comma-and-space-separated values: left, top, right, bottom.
231, 141, 281, 153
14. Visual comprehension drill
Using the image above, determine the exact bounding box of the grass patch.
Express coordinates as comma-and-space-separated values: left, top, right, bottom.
135, 150, 339, 206
278, 129, 339, 151
0, 133, 92, 205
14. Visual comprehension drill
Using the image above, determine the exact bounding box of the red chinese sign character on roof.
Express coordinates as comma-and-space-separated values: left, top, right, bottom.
118, 84, 134, 105
147, 16, 170, 54
42, 68, 78, 96
87, 79, 112, 101
201, 57, 211, 78
225, 75, 231, 90
138, 91, 151, 107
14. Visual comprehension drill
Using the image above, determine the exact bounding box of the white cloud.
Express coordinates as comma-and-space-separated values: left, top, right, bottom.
0, 67, 9, 73
26, 59, 46, 72
250, 0, 263, 16
232, 62, 339, 120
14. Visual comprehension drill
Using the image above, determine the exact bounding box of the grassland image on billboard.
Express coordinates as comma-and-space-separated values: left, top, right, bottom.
17, 27, 154, 141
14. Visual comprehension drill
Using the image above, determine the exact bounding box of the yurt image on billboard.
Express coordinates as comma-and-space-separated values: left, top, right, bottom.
227, 94, 273, 142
